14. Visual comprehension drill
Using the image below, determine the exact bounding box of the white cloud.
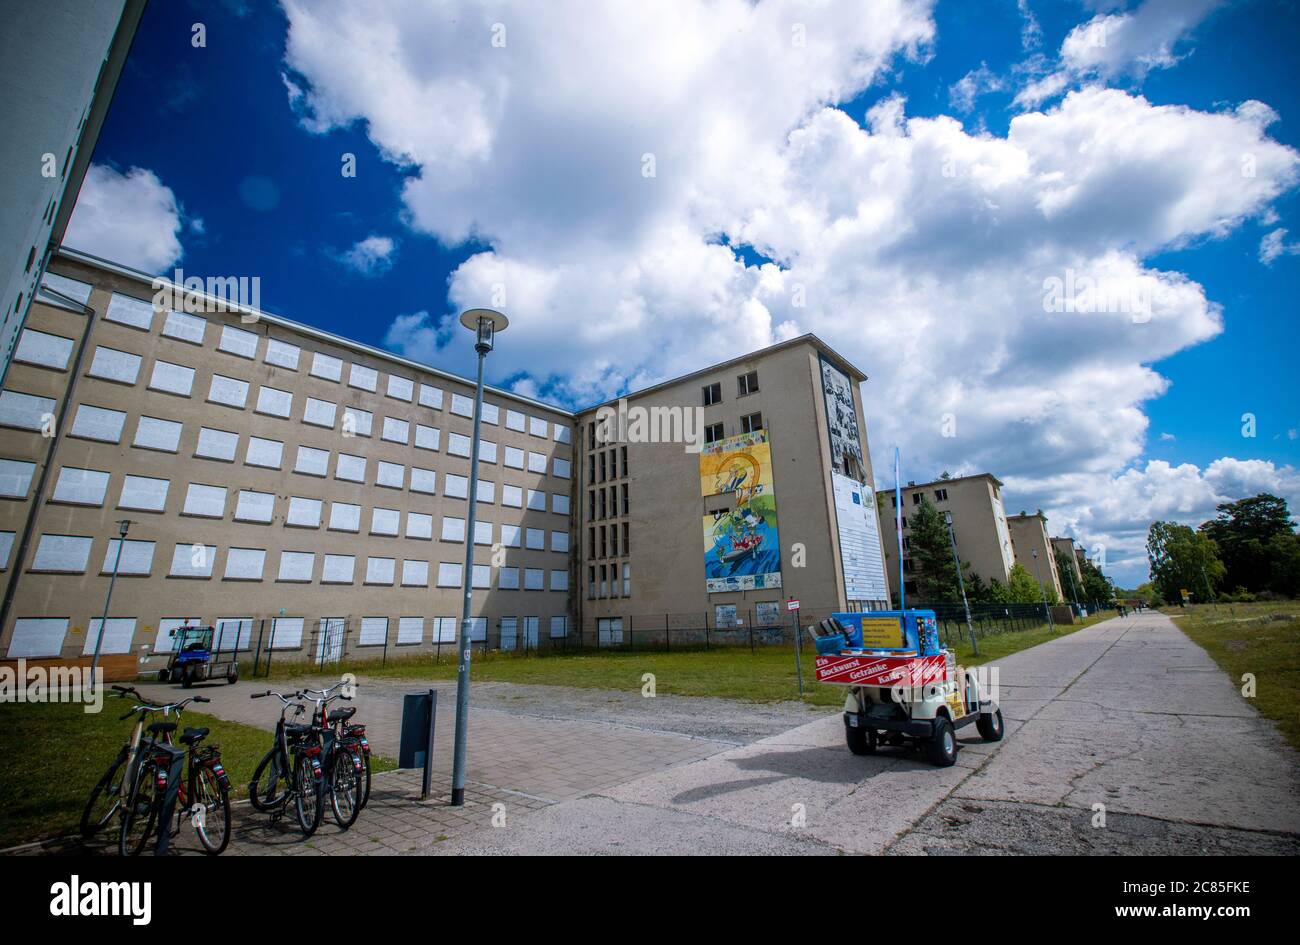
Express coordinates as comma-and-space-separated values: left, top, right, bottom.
64, 164, 184, 273
1259, 227, 1300, 265
949, 63, 1004, 113
339, 234, 397, 275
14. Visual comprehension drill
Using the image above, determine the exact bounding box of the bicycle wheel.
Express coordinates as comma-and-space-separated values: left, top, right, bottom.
359, 752, 372, 809
292, 752, 324, 837
80, 750, 126, 837
118, 758, 159, 857
248, 748, 289, 812
192, 766, 231, 855
329, 750, 363, 829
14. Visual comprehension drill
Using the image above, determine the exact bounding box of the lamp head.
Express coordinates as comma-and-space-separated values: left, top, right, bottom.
943, 511, 953, 526
460, 308, 508, 353
117, 519, 131, 538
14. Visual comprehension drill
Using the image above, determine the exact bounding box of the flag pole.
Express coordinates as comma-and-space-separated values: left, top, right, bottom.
894, 447, 904, 612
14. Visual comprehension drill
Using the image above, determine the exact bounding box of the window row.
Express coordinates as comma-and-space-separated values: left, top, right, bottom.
588, 522, 630, 560
703, 412, 764, 445
587, 444, 628, 482
587, 483, 630, 521
588, 562, 632, 599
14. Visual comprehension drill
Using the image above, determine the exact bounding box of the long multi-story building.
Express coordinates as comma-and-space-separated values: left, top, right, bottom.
1051, 535, 1084, 597
1007, 511, 1064, 601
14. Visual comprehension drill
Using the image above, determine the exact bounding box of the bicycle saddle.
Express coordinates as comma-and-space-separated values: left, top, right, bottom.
328, 706, 357, 723
180, 726, 209, 746
285, 723, 315, 737
148, 721, 177, 735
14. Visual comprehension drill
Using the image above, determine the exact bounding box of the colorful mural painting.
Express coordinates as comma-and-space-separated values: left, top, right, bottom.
700, 430, 783, 593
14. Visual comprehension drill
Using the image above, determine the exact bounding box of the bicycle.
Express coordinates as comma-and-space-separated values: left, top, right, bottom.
80, 685, 152, 839
247, 690, 327, 836
301, 683, 365, 829
117, 695, 231, 856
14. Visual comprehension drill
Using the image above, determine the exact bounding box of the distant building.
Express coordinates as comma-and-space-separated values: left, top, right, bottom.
1007, 512, 1064, 601
1051, 536, 1084, 596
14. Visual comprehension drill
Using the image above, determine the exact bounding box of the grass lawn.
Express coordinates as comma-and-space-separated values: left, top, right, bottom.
1168, 601, 1300, 751
0, 699, 395, 849
266, 612, 1109, 708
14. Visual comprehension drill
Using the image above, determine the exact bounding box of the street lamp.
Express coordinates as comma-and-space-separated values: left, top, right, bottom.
943, 511, 978, 656
1030, 548, 1054, 631
90, 519, 132, 677
449, 308, 508, 807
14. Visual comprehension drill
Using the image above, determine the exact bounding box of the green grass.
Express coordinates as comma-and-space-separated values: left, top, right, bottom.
1168, 601, 1300, 750
262, 612, 1110, 708
0, 700, 396, 849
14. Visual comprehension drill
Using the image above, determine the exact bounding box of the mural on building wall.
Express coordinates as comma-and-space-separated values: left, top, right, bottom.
700, 430, 783, 593
819, 356, 864, 475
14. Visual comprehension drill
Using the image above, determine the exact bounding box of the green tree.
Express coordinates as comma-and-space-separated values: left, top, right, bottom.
1267, 531, 1300, 597
1148, 520, 1225, 603
1079, 558, 1115, 605
1055, 549, 1082, 603
1003, 563, 1047, 603
907, 497, 961, 601
1199, 494, 1297, 595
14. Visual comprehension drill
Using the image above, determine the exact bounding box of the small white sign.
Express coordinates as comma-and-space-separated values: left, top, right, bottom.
787, 599, 800, 611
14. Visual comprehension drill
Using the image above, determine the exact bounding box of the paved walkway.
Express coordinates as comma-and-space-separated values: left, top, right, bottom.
428, 612, 1300, 855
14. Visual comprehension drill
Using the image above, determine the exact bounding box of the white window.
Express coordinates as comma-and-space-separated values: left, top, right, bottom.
552, 494, 570, 516
442, 517, 466, 542
148, 360, 195, 396
343, 406, 372, 437
119, 475, 169, 512
0, 530, 15, 569
418, 384, 443, 409
294, 445, 330, 477
501, 524, 521, 548
550, 570, 569, 591
303, 397, 337, 428
154, 618, 202, 653
255, 385, 293, 417
133, 416, 182, 453
70, 404, 126, 442
88, 346, 141, 384
482, 403, 499, 425
348, 363, 377, 391
162, 310, 206, 344
550, 616, 569, 639
525, 528, 545, 551
182, 483, 227, 518
219, 325, 259, 359
208, 374, 249, 408
448, 432, 471, 457
265, 338, 300, 369
524, 568, 544, 590
360, 616, 388, 645
15, 328, 74, 369
235, 490, 275, 523
415, 424, 440, 451
214, 618, 253, 651
502, 485, 522, 508
322, 554, 354, 583
245, 436, 284, 469
52, 467, 110, 505
476, 480, 495, 504
0, 390, 55, 430
554, 425, 571, 444
270, 617, 304, 649
82, 618, 137, 655
436, 562, 462, 587
401, 560, 429, 587
195, 427, 238, 461
406, 512, 433, 540
224, 548, 266, 580
32, 534, 92, 572
329, 502, 361, 532
278, 551, 315, 582
105, 293, 154, 330
506, 410, 525, 432
527, 451, 547, 473
387, 375, 414, 401
479, 440, 497, 463
371, 507, 400, 536
529, 416, 548, 438
381, 417, 409, 444
410, 467, 436, 494
527, 489, 546, 511
377, 461, 405, 489
552, 457, 571, 479
170, 543, 216, 577
286, 496, 322, 527
335, 453, 365, 482
397, 617, 423, 644
0, 459, 35, 498
451, 393, 473, 417
468, 616, 487, 640
38, 272, 92, 307
444, 474, 468, 499
504, 446, 524, 469
365, 557, 395, 585
7, 618, 68, 658
474, 521, 493, 546
551, 531, 570, 553
499, 567, 520, 589
472, 564, 491, 589
311, 352, 343, 382
433, 617, 457, 643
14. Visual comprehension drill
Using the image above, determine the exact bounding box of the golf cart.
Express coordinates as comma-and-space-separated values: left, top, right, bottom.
810, 610, 1003, 767
159, 625, 239, 687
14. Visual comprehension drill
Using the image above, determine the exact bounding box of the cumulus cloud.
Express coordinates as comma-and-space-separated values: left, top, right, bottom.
1259, 227, 1300, 265
280, 0, 1299, 586
64, 164, 185, 273
339, 234, 397, 275
949, 63, 1005, 113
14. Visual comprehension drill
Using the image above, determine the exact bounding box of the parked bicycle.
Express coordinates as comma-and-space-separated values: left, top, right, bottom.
80, 685, 152, 839
247, 690, 327, 836
301, 682, 365, 829
117, 694, 231, 856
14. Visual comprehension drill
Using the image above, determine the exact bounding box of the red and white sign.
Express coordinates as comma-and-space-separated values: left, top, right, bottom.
786, 599, 800, 611
814, 653, 947, 687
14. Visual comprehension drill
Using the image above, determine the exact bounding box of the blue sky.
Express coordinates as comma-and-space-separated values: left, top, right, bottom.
70, 0, 1300, 585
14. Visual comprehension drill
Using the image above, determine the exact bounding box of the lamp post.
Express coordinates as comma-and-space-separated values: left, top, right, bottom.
449, 308, 508, 807
1031, 548, 1054, 631
91, 519, 131, 677
943, 511, 978, 656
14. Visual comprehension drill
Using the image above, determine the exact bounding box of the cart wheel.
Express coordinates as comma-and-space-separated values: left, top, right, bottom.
181, 667, 193, 689
976, 708, 1004, 742
227, 664, 239, 685
158, 669, 169, 683
926, 717, 957, 767
845, 722, 876, 756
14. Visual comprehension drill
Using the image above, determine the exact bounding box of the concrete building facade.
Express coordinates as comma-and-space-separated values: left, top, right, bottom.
1051, 536, 1084, 598
1007, 512, 1064, 601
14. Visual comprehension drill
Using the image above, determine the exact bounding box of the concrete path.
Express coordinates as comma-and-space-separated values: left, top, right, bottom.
429, 612, 1300, 855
